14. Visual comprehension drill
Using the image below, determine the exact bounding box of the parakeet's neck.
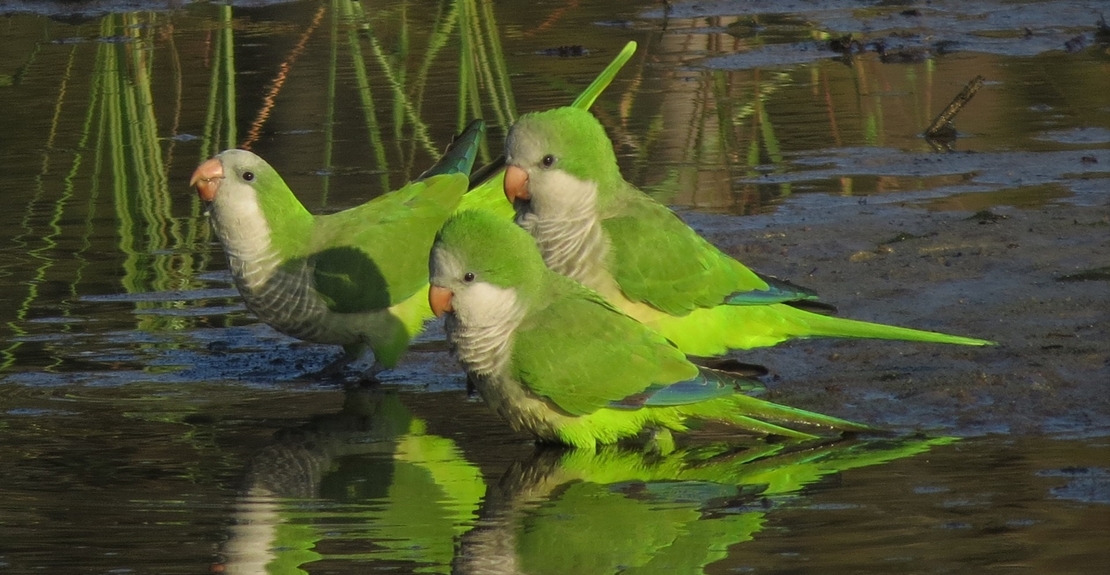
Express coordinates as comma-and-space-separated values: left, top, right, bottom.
514, 170, 612, 291
445, 283, 526, 378
207, 188, 313, 290
445, 284, 568, 444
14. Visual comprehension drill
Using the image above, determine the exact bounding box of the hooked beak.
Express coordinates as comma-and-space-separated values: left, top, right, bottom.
504, 164, 530, 204
429, 285, 454, 318
191, 157, 225, 202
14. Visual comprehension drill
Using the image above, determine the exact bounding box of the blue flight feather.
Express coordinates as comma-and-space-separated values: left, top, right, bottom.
724, 273, 822, 306
608, 368, 765, 410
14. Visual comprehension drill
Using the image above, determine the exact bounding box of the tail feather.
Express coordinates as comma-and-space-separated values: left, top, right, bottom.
725, 414, 820, 440
417, 119, 485, 180
726, 393, 874, 434
777, 305, 995, 346
649, 302, 993, 357
676, 389, 873, 440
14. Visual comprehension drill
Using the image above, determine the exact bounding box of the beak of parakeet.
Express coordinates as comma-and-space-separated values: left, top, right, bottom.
191, 158, 225, 202
503, 164, 530, 203
429, 285, 454, 318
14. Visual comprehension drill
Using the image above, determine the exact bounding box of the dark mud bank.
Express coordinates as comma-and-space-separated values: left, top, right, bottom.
690, 197, 1110, 438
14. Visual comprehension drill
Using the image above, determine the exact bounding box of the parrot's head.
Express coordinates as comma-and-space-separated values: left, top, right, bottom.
190, 149, 294, 213
503, 107, 620, 216
428, 210, 547, 324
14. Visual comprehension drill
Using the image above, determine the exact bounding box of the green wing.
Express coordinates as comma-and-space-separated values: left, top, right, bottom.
306, 120, 484, 313
511, 279, 699, 416
601, 189, 771, 316
309, 173, 469, 313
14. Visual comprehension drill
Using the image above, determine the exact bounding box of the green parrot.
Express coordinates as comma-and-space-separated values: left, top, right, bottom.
190, 42, 639, 378
428, 210, 871, 449
191, 119, 489, 377
501, 106, 994, 357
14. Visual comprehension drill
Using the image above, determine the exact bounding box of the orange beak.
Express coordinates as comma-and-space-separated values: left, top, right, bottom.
504, 164, 530, 203
191, 157, 225, 202
429, 285, 454, 318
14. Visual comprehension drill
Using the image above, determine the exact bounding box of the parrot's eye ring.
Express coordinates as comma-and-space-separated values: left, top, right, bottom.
463, 272, 475, 283
242, 171, 255, 182
541, 154, 555, 168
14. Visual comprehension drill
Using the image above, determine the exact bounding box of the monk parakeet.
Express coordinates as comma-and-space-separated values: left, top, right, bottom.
191, 120, 489, 377
502, 107, 993, 357
190, 42, 639, 378
428, 210, 870, 449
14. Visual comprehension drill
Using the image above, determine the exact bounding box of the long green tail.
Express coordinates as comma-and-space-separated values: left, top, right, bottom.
649, 301, 993, 358
779, 304, 994, 345
676, 389, 874, 441
725, 393, 873, 439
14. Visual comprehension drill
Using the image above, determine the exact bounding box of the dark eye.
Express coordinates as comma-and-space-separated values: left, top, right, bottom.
541, 154, 555, 168
463, 272, 475, 283
242, 171, 255, 182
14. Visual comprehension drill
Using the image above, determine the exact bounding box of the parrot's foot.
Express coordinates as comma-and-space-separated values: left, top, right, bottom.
465, 373, 479, 397
352, 361, 386, 386
308, 353, 357, 381
406, 339, 450, 353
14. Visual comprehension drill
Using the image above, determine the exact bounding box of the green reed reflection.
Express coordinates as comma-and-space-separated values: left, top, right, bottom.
0, 0, 602, 375
201, 4, 237, 160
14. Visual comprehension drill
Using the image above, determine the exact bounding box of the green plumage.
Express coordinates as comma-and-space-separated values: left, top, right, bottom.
431, 211, 870, 449
198, 42, 640, 374
202, 122, 484, 372
506, 107, 994, 355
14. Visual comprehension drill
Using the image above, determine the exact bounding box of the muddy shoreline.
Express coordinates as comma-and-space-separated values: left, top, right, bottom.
682, 196, 1110, 437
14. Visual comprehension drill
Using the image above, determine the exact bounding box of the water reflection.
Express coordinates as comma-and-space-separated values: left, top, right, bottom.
455, 435, 952, 575
221, 387, 952, 574
221, 388, 485, 574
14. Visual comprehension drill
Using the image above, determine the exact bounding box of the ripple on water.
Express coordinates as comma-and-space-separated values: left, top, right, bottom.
1034, 127, 1110, 145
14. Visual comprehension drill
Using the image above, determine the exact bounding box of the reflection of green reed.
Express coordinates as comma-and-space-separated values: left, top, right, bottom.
200, 5, 237, 159
1, 43, 82, 371
639, 65, 794, 210
0, 0, 608, 372
334, 0, 517, 194
98, 13, 203, 331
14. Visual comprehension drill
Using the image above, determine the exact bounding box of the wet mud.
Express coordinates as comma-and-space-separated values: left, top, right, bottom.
686, 194, 1109, 437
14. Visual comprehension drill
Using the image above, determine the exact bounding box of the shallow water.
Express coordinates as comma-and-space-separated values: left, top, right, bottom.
0, 0, 1107, 573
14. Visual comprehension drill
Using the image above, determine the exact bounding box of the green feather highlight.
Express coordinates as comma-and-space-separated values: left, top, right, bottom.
434, 208, 550, 296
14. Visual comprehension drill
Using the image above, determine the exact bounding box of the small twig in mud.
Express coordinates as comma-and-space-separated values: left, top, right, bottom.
924, 75, 985, 139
